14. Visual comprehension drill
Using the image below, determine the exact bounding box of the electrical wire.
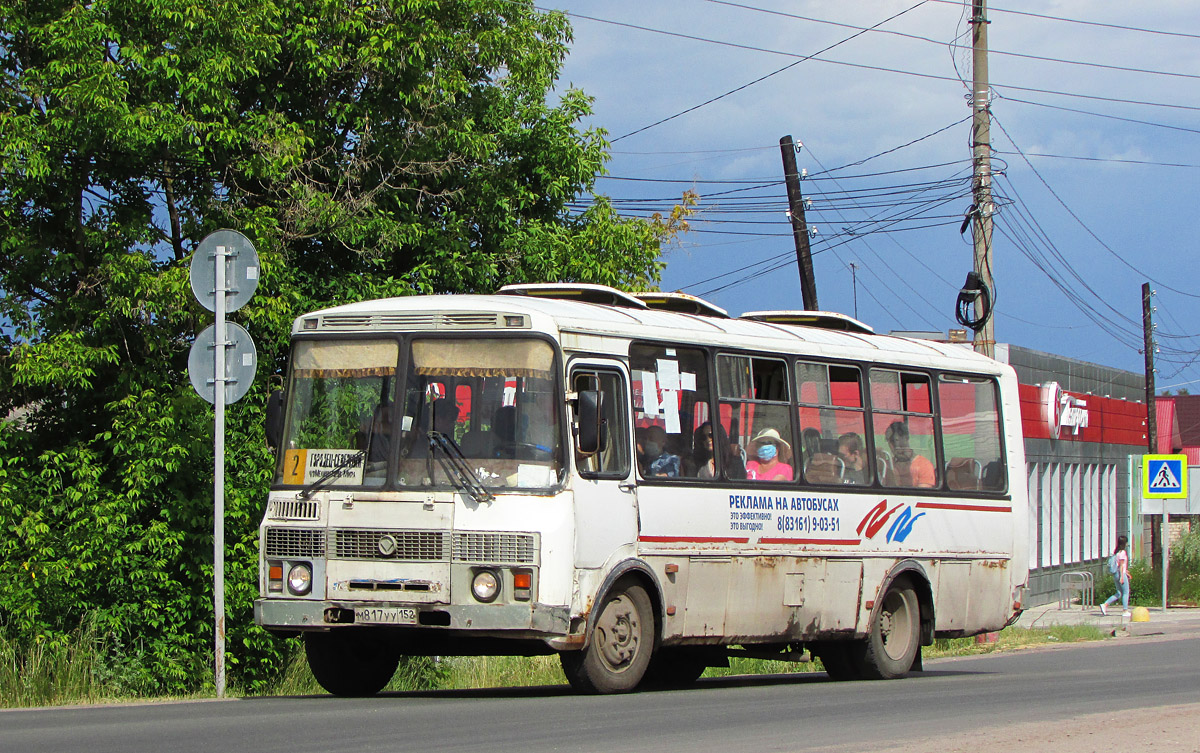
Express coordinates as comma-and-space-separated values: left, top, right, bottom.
999, 95, 1200, 136
704, 0, 1200, 82
924, 0, 1200, 40
992, 115, 1200, 302
992, 151, 1200, 169
603, 1, 932, 141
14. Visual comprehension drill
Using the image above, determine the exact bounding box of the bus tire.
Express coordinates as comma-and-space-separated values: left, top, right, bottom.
854, 577, 920, 680
640, 647, 708, 689
560, 580, 654, 693
304, 630, 399, 697
812, 642, 860, 681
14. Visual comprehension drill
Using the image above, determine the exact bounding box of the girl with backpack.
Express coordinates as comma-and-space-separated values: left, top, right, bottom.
1101, 535, 1131, 617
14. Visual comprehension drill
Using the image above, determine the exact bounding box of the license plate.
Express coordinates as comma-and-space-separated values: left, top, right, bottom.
355, 607, 418, 625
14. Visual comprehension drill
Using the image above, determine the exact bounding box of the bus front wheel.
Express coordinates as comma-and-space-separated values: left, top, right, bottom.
854, 577, 920, 679
561, 580, 655, 693
304, 630, 399, 697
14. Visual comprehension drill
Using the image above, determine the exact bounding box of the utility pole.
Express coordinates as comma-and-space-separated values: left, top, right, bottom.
970, 0, 995, 357
1143, 282, 1161, 569
780, 135, 818, 310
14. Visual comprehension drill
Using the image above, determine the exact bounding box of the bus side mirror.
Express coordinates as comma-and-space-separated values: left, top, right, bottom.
576, 390, 606, 455
266, 388, 285, 449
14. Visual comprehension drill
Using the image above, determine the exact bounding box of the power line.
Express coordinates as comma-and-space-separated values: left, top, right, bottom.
925, 0, 1200, 40
555, 6, 1200, 132
1000, 95, 1200, 136
992, 150, 1200, 169
808, 117, 970, 175
705, 0, 1200, 82
992, 115, 1200, 302
600, 1, 932, 142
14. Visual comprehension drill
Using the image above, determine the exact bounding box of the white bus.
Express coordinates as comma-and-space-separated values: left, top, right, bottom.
256, 283, 1028, 695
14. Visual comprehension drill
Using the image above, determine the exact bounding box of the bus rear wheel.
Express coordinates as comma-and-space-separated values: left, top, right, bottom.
561, 580, 654, 693
854, 577, 920, 679
304, 630, 399, 697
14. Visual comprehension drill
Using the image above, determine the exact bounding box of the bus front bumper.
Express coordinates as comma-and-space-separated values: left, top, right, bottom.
254, 598, 570, 635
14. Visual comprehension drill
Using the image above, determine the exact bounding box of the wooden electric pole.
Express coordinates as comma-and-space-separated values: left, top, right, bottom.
780, 135, 818, 310
1143, 282, 1160, 567
970, 0, 995, 357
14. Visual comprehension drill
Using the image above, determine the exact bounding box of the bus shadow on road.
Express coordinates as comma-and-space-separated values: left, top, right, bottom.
257, 668, 993, 702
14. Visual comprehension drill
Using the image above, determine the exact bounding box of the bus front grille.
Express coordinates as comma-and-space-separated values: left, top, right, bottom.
264, 527, 326, 558
317, 312, 501, 331
332, 529, 448, 561
453, 532, 536, 564
264, 527, 538, 564
266, 499, 320, 521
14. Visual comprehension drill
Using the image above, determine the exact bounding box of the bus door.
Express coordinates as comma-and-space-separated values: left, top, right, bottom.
569, 361, 636, 569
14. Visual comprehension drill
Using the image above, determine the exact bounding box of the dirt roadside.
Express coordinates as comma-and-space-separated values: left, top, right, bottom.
815, 701, 1200, 753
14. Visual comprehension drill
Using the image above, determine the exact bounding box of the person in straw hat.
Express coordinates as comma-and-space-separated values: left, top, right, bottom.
746, 427, 794, 481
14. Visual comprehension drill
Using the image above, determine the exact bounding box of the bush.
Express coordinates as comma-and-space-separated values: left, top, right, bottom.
1092, 528, 1200, 607
1168, 527, 1200, 605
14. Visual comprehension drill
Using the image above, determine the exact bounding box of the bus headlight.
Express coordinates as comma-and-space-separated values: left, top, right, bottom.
471, 570, 500, 603
287, 563, 313, 595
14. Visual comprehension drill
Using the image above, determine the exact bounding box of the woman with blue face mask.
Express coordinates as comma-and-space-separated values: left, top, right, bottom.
746, 427, 794, 481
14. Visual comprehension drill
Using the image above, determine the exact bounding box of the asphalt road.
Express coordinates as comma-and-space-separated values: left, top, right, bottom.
4, 635, 1198, 753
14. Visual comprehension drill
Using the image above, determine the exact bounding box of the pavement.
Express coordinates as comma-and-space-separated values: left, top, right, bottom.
1015, 601, 1200, 638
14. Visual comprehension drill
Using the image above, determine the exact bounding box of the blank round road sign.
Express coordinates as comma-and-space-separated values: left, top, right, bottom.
190, 229, 260, 313
188, 322, 258, 404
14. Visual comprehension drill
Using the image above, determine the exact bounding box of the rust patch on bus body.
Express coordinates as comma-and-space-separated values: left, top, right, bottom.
978, 559, 1008, 569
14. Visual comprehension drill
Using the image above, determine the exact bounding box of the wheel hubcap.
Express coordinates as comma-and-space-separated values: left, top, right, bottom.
880, 591, 915, 662
595, 594, 640, 672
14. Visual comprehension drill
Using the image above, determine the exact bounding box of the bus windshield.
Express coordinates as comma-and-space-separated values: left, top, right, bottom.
275, 336, 564, 492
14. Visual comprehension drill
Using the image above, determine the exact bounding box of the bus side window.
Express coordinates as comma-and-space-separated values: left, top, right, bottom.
718, 354, 793, 483
796, 361, 870, 486
871, 369, 938, 489
629, 344, 711, 481
938, 374, 1005, 493
573, 370, 630, 478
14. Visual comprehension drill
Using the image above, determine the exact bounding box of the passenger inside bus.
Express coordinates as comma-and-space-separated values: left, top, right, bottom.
491, 405, 519, 459
637, 424, 680, 477
685, 421, 746, 480
746, 428, 794, 481
407, 396, 460, 458
884, 420, 936, 488
355, 402, 394, 463
837, 432, 869, 485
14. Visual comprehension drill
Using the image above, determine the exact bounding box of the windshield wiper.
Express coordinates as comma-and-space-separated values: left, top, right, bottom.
428, 431, 494, 504
297, 451, 365, 501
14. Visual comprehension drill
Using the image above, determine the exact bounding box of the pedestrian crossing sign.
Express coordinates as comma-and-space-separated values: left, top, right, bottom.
1143, 454, 1188, 499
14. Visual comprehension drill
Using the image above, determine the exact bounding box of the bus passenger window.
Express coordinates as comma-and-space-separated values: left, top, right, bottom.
938, 374, 1005, 492
629, 344, 712, 481
796, 361, 869, 486
718, 354, 793, 482
871, 369, 938, 490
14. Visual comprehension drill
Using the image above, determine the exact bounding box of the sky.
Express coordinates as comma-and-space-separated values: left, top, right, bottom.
548, 0, 1200, 388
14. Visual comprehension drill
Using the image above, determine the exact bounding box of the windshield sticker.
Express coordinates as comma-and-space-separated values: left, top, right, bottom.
640, 371, 660, 415
285, 448, 364, 486
656, 359, 680, 391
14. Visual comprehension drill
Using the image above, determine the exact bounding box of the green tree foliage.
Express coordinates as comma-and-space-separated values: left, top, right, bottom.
0, 0, 684, 694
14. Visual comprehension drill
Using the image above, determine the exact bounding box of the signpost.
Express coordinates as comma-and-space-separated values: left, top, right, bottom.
187, 230, 259, 698
1141, 454, 1187, 612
